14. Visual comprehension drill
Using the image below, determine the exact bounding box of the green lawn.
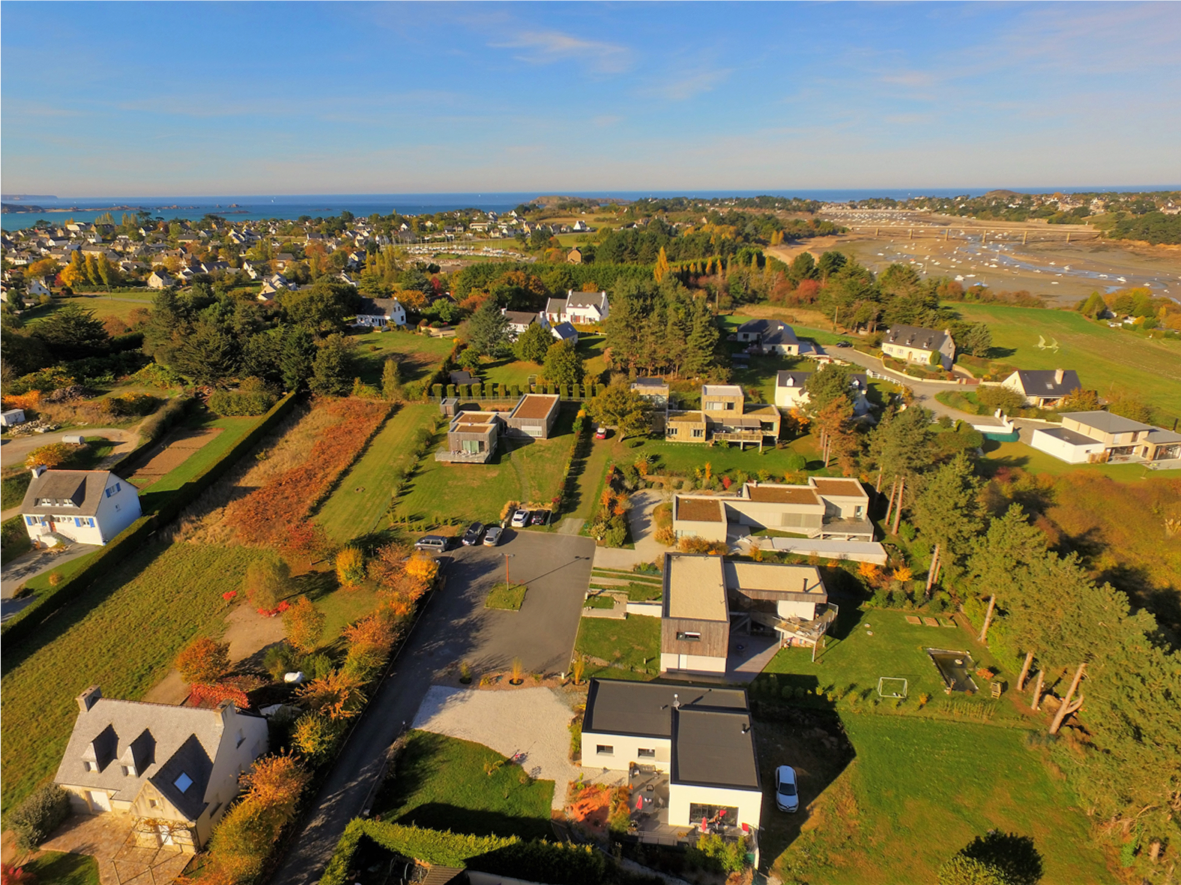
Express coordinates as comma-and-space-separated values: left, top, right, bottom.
486, 581, 527, 610
768, 714, 1115, 884
478, 334, 610, 391
981, 439, 1181, 482
13, 851, 100, 885
22, 293, 154, 326
953, 303, 1181, 420
314, 404, 437, 543
757, 609, 1019, 724
132, 412, 261, 507
617, 435, 829, 480
349, 328, 455, 386
0, 544, 257, 820
573, 614, 661, 680
395, 410, 577, 526
377, 730, 554, 840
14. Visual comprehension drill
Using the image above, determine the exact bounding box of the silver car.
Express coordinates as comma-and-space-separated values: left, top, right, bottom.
483, 526, 503, 546
510, 509, 530, 528
775, 765, 799, 813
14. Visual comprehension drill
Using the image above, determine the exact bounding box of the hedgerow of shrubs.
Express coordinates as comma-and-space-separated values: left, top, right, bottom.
208, 387, 278, 416
9, 784, 71, 851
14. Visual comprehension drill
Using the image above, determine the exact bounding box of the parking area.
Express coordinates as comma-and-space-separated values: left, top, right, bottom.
437, 529, 596, 674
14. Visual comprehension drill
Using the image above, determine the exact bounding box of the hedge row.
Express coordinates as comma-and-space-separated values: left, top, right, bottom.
0, 392, 298, 649
320, 820, 607, 885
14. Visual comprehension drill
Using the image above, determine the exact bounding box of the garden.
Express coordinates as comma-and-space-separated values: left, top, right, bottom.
572, 614, 661, 682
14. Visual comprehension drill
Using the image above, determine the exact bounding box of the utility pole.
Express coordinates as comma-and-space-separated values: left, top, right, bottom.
503, 553, 515, 584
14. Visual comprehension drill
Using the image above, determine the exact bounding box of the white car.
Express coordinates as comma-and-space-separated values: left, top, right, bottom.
510, 509, 530, 528
775, 765, 799, 813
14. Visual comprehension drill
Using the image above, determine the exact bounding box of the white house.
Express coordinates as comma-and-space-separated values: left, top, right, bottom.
355, 297, 407, 328
1029, 411, 1181, 464
2, 408, 27, 427
20, 468, 142, 546
582, 679, 763, 834
735, 319, 799, 355
881, 325, 955, 370
147, 271, 175, 290
55, 686, 268, 853
774, 370, 869, 414
1000, 369, 1082, 409
501, 308, 550, 340
26, 279, 52, 298
550, 321, 579, 344
544, 290, 610, 326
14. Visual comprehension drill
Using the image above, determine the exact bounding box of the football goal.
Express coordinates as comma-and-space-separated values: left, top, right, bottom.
877, 677, 909, 699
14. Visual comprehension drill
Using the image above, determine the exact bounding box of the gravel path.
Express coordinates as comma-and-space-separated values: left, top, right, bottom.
413, 685, 580, 811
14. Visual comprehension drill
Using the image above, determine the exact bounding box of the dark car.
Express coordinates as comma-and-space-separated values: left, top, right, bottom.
529, 510, 550, 527
835, 340, 852, 348
461, 522, 486, 545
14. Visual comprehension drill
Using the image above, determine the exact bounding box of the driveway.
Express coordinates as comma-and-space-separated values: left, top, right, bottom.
413, 685, 580, 811
41, 813, 188, 885
267, 530, 595, 885
827, 348, 1002, 426
0, 427, 139, 472
591, 489, 667, 570
1, 543, 100, 620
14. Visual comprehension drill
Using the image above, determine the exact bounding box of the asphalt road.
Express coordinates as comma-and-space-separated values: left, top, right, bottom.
0, 427, 138, 471
825, 348, 1001, 425
268, 529, 595, 885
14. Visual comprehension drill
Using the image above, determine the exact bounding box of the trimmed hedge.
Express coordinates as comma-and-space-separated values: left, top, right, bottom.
9, 784, 71, 851
208, 388, 278, 416
0, 393, 298, 648
320, 820, 607, 885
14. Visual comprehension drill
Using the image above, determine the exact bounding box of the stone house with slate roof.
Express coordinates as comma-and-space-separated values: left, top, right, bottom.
55, 687, 268, 852
882, 324, 956, 369
1000, 369, 1082, 408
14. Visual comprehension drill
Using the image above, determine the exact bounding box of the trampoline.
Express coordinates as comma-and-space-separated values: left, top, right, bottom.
926, 648, 979, 693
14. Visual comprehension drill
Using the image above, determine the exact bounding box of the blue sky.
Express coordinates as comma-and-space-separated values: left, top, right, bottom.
2, 2, 1179, 196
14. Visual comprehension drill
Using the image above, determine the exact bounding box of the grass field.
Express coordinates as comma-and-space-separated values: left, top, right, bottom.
758, 609, 1018, 724
617, 435, 828, 480
573, 614, 661, 680
0, 544, 257, 820
314, 404, 437, 543
395, 410, 577, 526
486, 581, 527, 610
377, 730, 554, 840
21, 292, 154, 327
479, 334, 611, 391
953, 303, 1181, 420
981, 439, 1181, 481
133, 412, 261, 505
13, 852, 101, 885
349, 328, 455, 386
767, 714, 1114, 884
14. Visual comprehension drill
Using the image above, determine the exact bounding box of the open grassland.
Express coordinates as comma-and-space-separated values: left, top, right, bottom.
479, 334, 610, 391
0, 544, 256, 819
395, 410, 577, 526
619, 434, 829, 480
573, 614, 661, 681
350, 329, 455, 386
953, 303, 1181, 419
21, 292, 154, 327
376, 730, 554, 841
315, 404, 437, 542
758, 609, 1018, 724
767, 714, 1114, 885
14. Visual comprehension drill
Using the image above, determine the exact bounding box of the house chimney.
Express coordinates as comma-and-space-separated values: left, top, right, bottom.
77, 685, 102, 713
802, 576, 809, 593
31, 464, 47, 479
1054, 369, 1064, 385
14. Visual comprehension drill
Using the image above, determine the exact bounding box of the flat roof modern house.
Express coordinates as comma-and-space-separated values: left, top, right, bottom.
582, 679, 763, 841
1030, 411, 1181, 464
665, 385, 781, 450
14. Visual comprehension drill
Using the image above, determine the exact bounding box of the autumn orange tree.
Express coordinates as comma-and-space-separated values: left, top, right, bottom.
282, 597, 325, 655
335, 547, 365, 590
175, 637, 231, 685
243, 558, 290, 611
296, 670, 366, 721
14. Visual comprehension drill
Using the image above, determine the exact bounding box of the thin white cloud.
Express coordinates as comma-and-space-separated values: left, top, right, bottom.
491, 30, 631, 74
644, 67, 733, 102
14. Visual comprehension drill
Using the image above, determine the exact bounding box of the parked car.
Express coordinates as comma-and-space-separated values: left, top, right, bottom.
511, 509, 531, 528
835, 341, 852, 348
529, 510, 550, 526
483, 526, 503, 547
775, 765, 799, 812
594, 426, 608, 439
414, 535, 448, 554
461, 522, 485, 546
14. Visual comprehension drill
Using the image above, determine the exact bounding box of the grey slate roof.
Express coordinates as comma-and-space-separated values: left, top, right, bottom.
358, 297, 400, 317
1011, 370, 1082, 397
739, 319, 797, 345
552, 321, 578, 341
55, 693, 254, 819
21, 470, 126, 517
884, 324, 951, 352
545, 296, 567, 315
776, 370, 810, 388
565, 290, 608, 311
502, 310, 538, 327
672, 707, 760, 790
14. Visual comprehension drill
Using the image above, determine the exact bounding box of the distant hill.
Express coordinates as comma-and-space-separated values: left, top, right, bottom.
1, 203, 48, 214
981, 190, 1024, 200
1, 194, 57, 201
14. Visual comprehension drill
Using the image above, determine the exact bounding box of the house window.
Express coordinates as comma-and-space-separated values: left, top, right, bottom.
691, 428, 704, 439
149, 799, 159, 808
677, 631, 702, 642
75, 518, 84, 527
121, 766, 131, 777
596, 745, 614, 755
174, 773, 193, 793
84, 761, 96, 772
88, 518, 95, 527
462, 439, 482, 454
689, 802, 739, 824
638, 748, 656, 758
26, 517, 35, 526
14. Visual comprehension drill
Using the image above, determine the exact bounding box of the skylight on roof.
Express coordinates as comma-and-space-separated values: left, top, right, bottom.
174, 772, 193, 793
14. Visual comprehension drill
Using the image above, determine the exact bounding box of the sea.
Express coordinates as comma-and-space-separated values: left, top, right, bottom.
1, 187, 1172, 232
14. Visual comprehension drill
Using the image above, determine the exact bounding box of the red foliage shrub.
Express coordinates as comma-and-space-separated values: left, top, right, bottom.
226, 400, 389, 547
188, 683, 251, 710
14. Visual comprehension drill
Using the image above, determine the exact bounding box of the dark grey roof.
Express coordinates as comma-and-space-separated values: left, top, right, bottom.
358, 297, 400, 317
502, 310, 538, 326
1037, 426, 1102, 446
1062, 411, 1154, 434
739, 319, 797, 344
21, 470, 128, 517
150, 734, 213, 821
565, 290, 608, 310
884, 324, 951, 351
1147, 428, 1181, 444
632, 376, 668, 389
1012, 369, 1081, 397
583, 679, 749, 740
552, 322, 578, 340
545, 297, 567, 313
776, 370, 810, 388
671, 707, 760, 790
